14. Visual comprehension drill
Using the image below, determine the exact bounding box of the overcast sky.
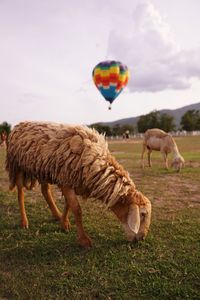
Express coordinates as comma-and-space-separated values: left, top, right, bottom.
1, 0, 200, 126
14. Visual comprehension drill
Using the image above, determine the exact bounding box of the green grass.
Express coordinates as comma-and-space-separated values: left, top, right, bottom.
0, 135, 200, 299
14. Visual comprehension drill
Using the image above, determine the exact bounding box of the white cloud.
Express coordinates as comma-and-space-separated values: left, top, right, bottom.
107, 1, 200, 93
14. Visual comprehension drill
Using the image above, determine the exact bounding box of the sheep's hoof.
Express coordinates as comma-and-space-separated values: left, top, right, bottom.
61, 220, 71, 231
79, 237, 92, 249
21, 219, 29, 229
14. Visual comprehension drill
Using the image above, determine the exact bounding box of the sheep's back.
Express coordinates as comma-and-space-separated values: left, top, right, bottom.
6, 121, 108, 188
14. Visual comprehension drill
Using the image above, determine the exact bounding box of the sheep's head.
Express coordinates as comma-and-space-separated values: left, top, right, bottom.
111, 192, 151, 242
171, 155, 185, 172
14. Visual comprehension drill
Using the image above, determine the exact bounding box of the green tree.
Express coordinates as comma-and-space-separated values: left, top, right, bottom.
90, 123, 134, 137
90, 123, 112, 136
120, 124, 134, 135
112, 124, 134, 137
160, 113, 176, 132
137, 111, 175, 133
137, 111, 160, 133
180, 110, 200, 131
0, 121, 11, 135
112, 124, 121, 136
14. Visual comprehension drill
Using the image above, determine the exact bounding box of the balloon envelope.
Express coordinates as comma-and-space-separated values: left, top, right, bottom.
92, 60, 129, 105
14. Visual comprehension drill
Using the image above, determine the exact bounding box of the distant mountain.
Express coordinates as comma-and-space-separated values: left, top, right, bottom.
94, 102, 200, 129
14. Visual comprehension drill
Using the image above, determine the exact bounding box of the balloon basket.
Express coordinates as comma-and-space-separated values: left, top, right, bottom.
108, 104, 112, 110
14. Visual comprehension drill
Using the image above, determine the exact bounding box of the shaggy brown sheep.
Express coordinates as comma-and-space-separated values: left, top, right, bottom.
6, 121, 152, 248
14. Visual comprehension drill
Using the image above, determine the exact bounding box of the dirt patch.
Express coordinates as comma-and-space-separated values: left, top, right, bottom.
187, 161, 200, 168
109, 139, 142, 144
150, 174, 200, 209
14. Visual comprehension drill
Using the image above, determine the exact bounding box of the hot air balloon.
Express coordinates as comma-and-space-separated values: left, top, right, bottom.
92, 60, 129, 109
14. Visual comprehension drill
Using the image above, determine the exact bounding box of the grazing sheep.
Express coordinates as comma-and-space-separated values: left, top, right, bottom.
6, 121, 151, 248
141, 128, 185, 172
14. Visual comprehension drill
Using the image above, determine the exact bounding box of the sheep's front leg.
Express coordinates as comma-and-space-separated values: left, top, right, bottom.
16, 172, 28, 228
17, 186, 29, 229
61, 186, 92, 248
41, 183, 62, 221
61, 200, 71, 231
162, 152, 169, 170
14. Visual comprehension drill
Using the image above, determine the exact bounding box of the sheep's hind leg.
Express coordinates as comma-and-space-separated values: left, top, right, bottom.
41, 183, 62, 221
61, 186, 92, 248
141, 144, 146, 168
16, 172, 28, 229
162, 152, 169, 170
61, 198, 71, 231
148, 150, 152, 167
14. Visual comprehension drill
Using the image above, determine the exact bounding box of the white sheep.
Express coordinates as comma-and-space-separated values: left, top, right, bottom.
6, 121, 152, 248
141, 128, 185, 172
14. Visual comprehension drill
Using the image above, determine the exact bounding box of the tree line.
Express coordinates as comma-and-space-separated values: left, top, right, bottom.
90, 109, 200, 136
1, 109, 200, 138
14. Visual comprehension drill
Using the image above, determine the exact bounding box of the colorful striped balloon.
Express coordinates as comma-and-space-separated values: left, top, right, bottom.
92, 60, 130, 109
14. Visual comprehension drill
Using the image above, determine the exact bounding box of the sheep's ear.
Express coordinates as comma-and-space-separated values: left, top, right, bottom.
127, 205, 140, 234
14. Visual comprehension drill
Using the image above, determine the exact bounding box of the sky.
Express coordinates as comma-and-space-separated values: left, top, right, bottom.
0, 0, 200, 126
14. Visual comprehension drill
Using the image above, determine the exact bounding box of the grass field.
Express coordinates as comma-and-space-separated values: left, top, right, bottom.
0, 135, 200, 299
